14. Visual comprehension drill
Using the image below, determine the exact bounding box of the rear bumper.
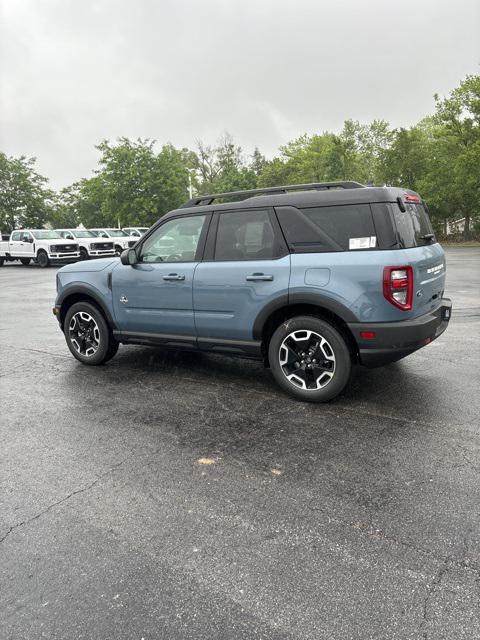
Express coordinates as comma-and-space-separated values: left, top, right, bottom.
347, 298, 452, 368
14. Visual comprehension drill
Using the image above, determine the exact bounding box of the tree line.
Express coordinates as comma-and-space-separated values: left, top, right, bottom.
1, 74, 479, 239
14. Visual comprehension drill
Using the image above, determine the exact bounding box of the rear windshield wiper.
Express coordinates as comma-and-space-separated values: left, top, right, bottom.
420, 233, 435, 243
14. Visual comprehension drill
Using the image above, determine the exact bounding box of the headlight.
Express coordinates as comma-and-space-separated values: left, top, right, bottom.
89, 243, 96, 250
50, 245, 58, 252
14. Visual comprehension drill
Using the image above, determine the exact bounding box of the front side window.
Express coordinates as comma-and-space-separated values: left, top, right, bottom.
11, 231, 21, 241
139, 215, 206, 263
214, 210, 279, 261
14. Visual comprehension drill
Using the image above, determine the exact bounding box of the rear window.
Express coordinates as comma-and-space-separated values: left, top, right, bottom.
392, 203, 435, 248
276, 204, 376, 252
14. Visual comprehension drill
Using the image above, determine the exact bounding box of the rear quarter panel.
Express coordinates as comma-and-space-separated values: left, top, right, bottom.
290, 245, 446, 323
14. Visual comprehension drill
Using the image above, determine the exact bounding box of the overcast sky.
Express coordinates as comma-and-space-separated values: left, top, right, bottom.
1, 0, 479, 189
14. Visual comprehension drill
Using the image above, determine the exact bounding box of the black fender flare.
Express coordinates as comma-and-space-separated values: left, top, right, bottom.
252, 292, 358, 340
57, 284, 117, 330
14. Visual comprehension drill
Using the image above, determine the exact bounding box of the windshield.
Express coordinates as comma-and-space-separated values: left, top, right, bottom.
106, 229, 128, 237
72, 230, 95, 238
31, 230, 62, 239
138, 228, 148, 233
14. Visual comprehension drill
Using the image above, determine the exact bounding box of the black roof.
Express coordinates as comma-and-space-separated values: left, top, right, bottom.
168, 182, 418, 219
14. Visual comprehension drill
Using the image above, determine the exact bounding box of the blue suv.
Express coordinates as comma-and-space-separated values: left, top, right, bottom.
53, 182, 451, 402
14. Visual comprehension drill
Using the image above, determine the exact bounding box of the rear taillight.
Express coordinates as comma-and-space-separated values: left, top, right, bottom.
383, 266, 413, 311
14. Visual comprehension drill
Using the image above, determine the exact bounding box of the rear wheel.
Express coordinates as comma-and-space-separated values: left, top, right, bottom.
79, 247, 89, 260
37, 250, 50, 268
0, 257, 5, 267
268, 316, 351, 402
64, 301, 117, 365
20, 258, 31, 266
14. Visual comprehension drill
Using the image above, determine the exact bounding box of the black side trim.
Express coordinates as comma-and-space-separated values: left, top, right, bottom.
197, 336, 262, 357
57, 285, 117, 330
113, 330, 262, 358
115, 330, 197, 348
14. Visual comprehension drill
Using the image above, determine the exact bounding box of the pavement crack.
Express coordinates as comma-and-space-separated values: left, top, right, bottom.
0, 456, 131, 547
419, 561, 450, 639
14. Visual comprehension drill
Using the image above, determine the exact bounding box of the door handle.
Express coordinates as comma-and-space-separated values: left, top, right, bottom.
246, 273, 274, 281
163, 273, 185, 281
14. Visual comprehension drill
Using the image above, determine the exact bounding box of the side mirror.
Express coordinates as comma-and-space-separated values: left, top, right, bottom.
120, 248, 137, 266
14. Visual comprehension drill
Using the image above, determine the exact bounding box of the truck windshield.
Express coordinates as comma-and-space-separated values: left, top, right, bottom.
31, 230, 62, 239
106, 229, 128, 237
72, 230, 95, 238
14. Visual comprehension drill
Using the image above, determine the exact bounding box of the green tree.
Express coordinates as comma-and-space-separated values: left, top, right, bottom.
0, 153, 52, 232
429, 74, 480, 238
64, 138, 193, 228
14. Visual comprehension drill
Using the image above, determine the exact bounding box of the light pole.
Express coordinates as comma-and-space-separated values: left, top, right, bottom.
187, 168, 195, 199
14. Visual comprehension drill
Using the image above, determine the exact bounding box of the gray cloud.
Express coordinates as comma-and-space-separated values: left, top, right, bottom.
1, 0, 479, 188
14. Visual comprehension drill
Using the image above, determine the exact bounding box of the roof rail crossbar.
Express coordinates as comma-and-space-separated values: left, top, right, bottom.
180, 181, 365, 208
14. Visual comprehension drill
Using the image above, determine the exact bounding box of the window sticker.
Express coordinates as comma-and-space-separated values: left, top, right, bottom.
349, 236, 377, 250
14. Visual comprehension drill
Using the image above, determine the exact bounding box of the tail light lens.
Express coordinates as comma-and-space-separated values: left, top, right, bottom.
383, 266, 413, 310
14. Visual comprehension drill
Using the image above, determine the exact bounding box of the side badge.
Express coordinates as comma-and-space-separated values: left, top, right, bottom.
120, 295, 128, 304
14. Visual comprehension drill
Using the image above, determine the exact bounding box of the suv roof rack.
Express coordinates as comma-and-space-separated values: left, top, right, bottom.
180, 181, 365, 208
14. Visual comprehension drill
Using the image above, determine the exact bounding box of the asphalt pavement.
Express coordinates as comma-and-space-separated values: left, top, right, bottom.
0, 247, 479, 639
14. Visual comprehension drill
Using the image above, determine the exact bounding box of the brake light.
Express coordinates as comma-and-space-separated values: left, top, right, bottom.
383, 266, 413, 311
404, 193, 421, 203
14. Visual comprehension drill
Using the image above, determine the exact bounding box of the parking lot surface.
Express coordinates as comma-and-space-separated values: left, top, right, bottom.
1, 247, 479, 640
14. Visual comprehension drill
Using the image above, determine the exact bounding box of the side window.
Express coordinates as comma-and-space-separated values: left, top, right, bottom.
214, 210, 280, 261
22, 232, 32, 242
139, 215, 206, 263
11, 232, 21, 241
276, 204, 375, 252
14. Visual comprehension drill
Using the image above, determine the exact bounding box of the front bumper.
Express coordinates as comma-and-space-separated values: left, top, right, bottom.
89, 250, 116, 257
49, 252, 80, 261
348, 298, 452, 367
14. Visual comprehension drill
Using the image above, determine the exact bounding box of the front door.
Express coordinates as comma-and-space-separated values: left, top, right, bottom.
112, 214, 209, 344
193, 208, 290, 352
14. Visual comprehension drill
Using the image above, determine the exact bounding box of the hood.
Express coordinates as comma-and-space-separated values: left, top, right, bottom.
57, 257, 118, 273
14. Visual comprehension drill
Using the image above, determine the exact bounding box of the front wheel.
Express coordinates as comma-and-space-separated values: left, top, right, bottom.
268, 316, 351, 402
64, 301, 117, 365
114, 245, 123, 257
37, 250, 50, 268
20, 258, 31, 266
79, 247, 89, 261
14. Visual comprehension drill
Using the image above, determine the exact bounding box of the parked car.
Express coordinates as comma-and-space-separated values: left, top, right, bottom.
89, 229, 138, 256
122, 227, 149, 238
53, 182, 451, 402
1, 229, 79, 267
56, 229, 116, 260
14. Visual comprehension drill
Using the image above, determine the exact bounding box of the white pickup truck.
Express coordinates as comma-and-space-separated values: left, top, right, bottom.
0, 229, 80, 267
89, 228, 139, 256
56, 229, 116, 260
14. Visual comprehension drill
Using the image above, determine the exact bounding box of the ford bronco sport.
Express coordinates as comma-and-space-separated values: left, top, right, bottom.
53, 182, 451, 402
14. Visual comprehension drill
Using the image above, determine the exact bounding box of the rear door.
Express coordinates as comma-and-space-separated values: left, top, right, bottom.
391, 201, 446, 317
193, 208, 290, 352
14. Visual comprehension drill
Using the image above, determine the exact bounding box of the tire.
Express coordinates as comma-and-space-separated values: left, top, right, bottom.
37, 250, 50, 268
0, 257, 4, 267
20, 258, 31, 266
79, 247, 89, 261
64, 301, 116, 366
114, 245, 123, 257
268, 315, 352, 403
